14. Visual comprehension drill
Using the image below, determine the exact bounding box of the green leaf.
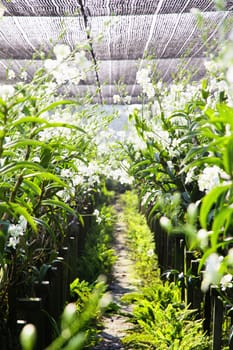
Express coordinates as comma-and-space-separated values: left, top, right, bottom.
223, 137, 233, 176
182, 146, 205, 164
21, 179, 42, 196
9, 202, 37, 233
41, 309, 60, 337
4, 139, 52, 150
200, 184, 232, 229
216, 103, 233, 129
40, 148, 52, 168
31, 122, 85, 136
8, 96, 36, 110
36, 100, 77, 116
203, 107, 215, 120
0, 161, 45, 175
0, 202, 12, 216
23, 172, 66, 187
0, 98, 6, 107
168, 111, 188, 121
16, 197, 34, 213
148, 202, 160, 222
211, 207, 233, 246
0, 181, 13, 193
182, 157, 223, 173
219, 90, 227, 103
41, 199, 76, 216
1, 150, 16, 158
202, 90, 209, 101
0, 230, 6, 254
33, 217, 56, 242
202, 79, 208, 91
11, 116, 49, 127
130, 159, 151, 172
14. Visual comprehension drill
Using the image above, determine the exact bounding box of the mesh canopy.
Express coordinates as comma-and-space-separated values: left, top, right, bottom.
0, 0, 232, 104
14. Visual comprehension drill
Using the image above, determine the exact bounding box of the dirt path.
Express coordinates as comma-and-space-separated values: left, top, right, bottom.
92, 203, 137, 350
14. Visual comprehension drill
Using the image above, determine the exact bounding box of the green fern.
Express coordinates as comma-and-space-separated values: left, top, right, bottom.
120, 191, 210, 350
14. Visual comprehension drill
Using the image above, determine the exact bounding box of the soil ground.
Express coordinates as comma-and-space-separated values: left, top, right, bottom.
91, 202, 137, 350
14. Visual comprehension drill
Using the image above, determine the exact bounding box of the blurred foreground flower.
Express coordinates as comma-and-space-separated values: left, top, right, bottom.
20, 324, 37, 350
201, 253, 222, 292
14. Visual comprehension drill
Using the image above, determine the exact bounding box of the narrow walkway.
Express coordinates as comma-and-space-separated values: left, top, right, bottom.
92, 202, 137, 350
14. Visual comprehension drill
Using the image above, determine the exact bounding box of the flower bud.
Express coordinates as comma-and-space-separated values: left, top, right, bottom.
160, 216, 172, 232
62, 303, 77, 329
20, 324, 37, 350
187, 203, 198, 223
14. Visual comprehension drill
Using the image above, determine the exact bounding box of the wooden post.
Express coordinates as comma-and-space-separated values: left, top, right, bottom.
179, 239, 185, 301
174, 236, 184, 272
60, 247, 69, 302
186, 251, 195, 306
212, 286, 223, 350
47, 266, 60, 321
203, 287, 211, 335
190, 259, 202, 314
34, 281, 53, 346
17, 298, 44, 350
52, 257, 65, 314
68, 236, 78, 283
167, 234, 172, 269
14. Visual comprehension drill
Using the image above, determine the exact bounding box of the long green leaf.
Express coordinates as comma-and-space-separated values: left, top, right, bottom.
130, 159, 151, 172
223, 137, 233, 176
181, 157, 223, 174
4, 139, 52, 150
9, 202, 37, 233
41, 199, 76, 216
23, 172, 67, 187
45, 141, 79, 153
182, 145, 206, 163
36, 100, 77, 116
21, 179, 42, 196
11, 116, 49, 127
211, 207, 233, 246
1, 150, 16, 158
0, 161, 45, 175
8, 96, 37, 110
168, 111, 188, 120
33, 217, 56, 242
31, 122, 85, 136
0, 201, 11, 213
216, 103, 233, 128
200, 184, 232, 229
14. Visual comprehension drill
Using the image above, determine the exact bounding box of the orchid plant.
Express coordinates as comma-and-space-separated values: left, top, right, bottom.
0, 41, 132, 333
122, 30, 233, 295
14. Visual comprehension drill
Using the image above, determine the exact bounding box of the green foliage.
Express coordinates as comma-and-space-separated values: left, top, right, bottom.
122, 282, 208, 349
125, 73, 233, 291
20, 279, 108, 350
70, 278, 94, 314
119, 191, 209, 349
0, 45, 121, 346
69, 277, 107, 347
120, 191, 158, 284
77, 204, 117, 282
95, 179, 115, 206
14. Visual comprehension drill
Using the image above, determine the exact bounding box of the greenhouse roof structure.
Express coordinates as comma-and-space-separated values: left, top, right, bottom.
0, 0, 233, 104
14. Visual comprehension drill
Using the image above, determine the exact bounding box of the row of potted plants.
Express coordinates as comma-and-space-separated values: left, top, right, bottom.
0, 41, 131, 348
117, 31, 233, 348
